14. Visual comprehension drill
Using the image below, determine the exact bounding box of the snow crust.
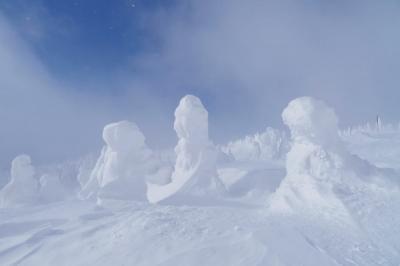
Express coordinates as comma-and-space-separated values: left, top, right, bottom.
147, 95, 225, 204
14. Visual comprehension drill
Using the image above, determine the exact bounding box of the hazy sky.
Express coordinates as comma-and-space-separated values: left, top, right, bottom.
1, 0, 400, 167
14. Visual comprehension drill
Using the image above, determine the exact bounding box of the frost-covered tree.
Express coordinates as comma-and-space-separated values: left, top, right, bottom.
80, 121, 154, 203
271, 97, 399, 213
0, 154, 39, 207
147, 95, 225, 204
223, 127, 289, 162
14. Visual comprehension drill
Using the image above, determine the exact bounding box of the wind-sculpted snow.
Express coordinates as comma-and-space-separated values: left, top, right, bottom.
0, 155, 38, 207
147, 95, 226, 204
1, 96, 400, 265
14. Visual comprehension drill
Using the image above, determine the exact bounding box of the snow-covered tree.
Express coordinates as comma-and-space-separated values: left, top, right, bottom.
0, 154, 39, 207
147, 95, 225, 204
80, 121, 153, 203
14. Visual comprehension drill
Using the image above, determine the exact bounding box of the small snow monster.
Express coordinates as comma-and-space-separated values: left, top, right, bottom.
0, 154, 39, 207
81, 121, 153, 203
147, 95, 225, 204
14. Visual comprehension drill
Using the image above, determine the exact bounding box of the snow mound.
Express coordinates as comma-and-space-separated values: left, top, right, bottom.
80, 121, 154, 203
339, 121, 400, 169
147, 95, 225, 204
0, 154, 39, 207
222, 127, 288, 162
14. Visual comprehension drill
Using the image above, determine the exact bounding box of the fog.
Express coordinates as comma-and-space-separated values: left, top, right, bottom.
135, 0, 400, 134
0, 14, 122, 166
1, 0, 400, 167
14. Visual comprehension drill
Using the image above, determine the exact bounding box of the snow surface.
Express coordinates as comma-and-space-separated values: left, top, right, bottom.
0, 96, 400, 265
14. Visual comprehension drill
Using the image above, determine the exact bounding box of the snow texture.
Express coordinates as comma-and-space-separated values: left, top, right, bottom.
0, 96, 400, 265
147, 95, 225, 204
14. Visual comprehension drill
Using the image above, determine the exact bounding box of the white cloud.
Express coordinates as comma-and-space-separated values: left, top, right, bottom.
134, 0, 400, 135
0, 14, 117, 166
2, 0, 400, 166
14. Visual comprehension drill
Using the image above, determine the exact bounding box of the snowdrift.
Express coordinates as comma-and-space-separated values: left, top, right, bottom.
341, 122, 400, 169
1, 95, 400, 265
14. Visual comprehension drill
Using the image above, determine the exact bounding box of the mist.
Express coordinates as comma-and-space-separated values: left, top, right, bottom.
133, 0, 400, 138
2, 2, 400, 264
1, 0, 400, 167
0, 14, 121, 166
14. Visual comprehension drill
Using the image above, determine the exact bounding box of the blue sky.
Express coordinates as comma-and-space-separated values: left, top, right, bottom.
0, 0, 172, 84
1, 0, 400, 166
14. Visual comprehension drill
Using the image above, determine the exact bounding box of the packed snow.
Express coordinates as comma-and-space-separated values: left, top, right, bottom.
0, 95, 400, 266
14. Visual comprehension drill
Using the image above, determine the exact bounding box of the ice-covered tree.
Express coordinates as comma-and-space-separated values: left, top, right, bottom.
271, 97, 399, 213
80, 121, 154, 203
223, 127, 289, 162
147, 95, 225, 204
0, 154, 39, 207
